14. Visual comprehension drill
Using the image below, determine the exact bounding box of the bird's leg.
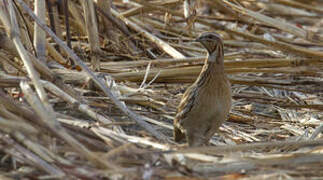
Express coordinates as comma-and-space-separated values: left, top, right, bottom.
186, 128, 199, 147
186, 127, 209, 147
204, 126, 219, 144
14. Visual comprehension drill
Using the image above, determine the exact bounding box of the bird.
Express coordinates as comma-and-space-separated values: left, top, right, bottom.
173, 32, 231, 147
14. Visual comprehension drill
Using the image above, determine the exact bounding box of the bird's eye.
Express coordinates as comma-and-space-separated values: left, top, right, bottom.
204, 35, 211, 40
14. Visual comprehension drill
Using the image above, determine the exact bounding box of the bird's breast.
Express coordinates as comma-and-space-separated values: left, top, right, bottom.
198, 75, 231, 112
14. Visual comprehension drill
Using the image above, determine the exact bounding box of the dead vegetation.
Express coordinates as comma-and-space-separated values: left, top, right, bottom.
0, 0, 322, 179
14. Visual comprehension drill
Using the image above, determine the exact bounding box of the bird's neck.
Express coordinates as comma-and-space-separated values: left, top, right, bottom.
204, 50, 224, 73
195, 54, 225, 87
207, 43, 224, 65
201, 60, 224, 77
195, 45, 225, 86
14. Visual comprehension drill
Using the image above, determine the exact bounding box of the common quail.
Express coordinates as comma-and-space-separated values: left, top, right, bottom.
173, 32, 231, 146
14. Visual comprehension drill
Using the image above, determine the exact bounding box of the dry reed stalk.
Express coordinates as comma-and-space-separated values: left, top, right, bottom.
219, 0, 308, 40
175, 139, 323, 154
20, 80, 117, 169
273, 0, 323, 14
67, 0, 86, 35
82, 0, 101, 70
33, 0, 46, 62
15, 0, 167, 141
0, 1, 48, 103
112, 9, 185, 58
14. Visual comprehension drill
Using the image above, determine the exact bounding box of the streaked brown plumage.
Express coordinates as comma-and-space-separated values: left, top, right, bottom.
173, 32, 231, 146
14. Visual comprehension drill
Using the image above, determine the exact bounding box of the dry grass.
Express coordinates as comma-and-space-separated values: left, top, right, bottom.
0, 0, 322, 179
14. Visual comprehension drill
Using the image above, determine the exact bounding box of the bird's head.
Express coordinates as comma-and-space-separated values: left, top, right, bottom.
196, 32, 224, 63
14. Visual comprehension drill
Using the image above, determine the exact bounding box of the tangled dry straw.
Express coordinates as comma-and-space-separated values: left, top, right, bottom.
0, 0, 322, 179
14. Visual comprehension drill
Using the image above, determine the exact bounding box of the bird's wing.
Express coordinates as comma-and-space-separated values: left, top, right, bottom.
174, 84, 198, 127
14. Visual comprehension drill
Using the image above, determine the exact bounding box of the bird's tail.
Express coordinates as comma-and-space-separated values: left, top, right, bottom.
174, 126, 185, 142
